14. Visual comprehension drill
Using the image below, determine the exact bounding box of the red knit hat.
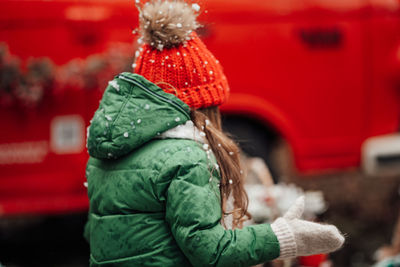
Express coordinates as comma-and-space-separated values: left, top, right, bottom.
133, 1, 230, 109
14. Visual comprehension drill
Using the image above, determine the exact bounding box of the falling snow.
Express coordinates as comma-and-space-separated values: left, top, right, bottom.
124, 132, 129, 138
192, 3, 200, 12
108, 80, 120, 91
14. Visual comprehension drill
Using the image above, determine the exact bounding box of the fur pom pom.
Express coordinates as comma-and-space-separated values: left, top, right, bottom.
139, 0, 200, 50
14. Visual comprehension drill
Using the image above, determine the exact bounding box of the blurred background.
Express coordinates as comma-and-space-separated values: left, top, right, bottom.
1, 0, 400, 266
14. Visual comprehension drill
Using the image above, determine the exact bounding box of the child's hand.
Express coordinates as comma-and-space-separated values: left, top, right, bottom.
271, 196, 345, 258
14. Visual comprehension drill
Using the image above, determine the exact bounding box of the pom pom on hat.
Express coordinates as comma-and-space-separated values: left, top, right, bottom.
139, 1, 200, 50
134, 0, 230, 109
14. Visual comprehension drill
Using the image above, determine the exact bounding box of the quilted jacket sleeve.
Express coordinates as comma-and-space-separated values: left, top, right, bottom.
163, 150, 280, 267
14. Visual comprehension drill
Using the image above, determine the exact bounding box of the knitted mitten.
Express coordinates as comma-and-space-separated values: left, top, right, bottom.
271, 196, 345, 259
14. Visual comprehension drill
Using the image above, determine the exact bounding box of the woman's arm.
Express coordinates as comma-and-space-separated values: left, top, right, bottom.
162, 148, 344, 266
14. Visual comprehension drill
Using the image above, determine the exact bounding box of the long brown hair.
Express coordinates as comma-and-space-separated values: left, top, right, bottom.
191, 107, 251, 229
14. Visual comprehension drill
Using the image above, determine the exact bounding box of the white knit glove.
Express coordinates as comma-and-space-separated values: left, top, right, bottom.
271, 196, 345, 259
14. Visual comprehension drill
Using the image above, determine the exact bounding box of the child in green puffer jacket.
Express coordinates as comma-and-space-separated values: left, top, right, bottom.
84, 1, 345, 266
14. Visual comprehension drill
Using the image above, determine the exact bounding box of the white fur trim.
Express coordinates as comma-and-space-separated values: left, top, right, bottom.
157, 120, 206, 143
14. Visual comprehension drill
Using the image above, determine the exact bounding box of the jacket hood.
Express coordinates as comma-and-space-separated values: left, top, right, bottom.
87, 72, 191, 159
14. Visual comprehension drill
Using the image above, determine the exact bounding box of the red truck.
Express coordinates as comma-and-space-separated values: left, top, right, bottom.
1, 0, 400, 217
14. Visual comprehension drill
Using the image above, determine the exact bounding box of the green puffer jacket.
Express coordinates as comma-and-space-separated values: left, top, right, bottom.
85, 72, 280, 266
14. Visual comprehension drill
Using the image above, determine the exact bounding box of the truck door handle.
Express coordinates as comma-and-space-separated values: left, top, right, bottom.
298, 27, 343, 49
